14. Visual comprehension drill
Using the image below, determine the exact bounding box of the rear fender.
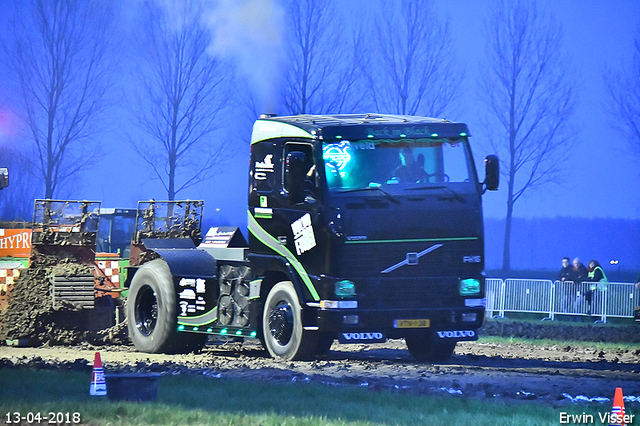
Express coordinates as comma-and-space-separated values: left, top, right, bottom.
126, 247, 216, 288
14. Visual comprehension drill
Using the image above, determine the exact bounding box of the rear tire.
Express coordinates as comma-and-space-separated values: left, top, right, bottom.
405, 333, 456, 362
262, 281, 317, 361
126, 259, 206, 354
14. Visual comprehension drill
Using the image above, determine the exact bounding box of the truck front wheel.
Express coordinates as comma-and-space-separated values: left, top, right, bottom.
126, 259, 206, 354
262, 281, 317, 361
405, 333, 456, 362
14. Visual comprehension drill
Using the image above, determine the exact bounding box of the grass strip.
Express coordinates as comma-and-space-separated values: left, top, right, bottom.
0, 368, 601, 426
477, 335, 640, 351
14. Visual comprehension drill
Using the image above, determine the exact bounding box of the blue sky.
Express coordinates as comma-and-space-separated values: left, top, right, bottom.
435, 0, 640, 219
1, 0, 639, 223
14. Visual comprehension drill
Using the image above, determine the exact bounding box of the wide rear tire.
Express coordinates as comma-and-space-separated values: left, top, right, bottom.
262, 281, 317, 361
126, 259, 206, 354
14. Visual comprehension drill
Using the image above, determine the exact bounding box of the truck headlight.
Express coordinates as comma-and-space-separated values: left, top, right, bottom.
459, 278, 480, 296
335, 280, 356, 297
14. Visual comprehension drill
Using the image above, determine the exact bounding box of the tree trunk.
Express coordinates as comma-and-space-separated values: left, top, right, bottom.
502, 193, 514, 272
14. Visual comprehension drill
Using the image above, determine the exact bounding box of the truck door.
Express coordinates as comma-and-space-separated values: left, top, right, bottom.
249, 140, 327, 291
279, 142, 326, 274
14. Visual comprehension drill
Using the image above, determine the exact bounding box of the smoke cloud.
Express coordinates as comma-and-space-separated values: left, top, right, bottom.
205, 0, 286, 113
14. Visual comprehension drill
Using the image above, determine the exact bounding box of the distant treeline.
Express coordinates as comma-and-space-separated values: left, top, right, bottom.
484, 217, 640, 280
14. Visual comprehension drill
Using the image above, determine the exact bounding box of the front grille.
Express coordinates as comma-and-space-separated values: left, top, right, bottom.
333, 240, 480, 278
357, 276, 460, 309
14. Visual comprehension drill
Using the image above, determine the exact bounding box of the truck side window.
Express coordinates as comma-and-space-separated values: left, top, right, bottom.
283, 143, 316, 194
252, 147, 277, 192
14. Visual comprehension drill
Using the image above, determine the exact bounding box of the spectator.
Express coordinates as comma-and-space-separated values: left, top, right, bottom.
557, 257, 576, 313
572, 257, 588, 283
585, 260, 608, 317
572, 258, 589, 315
558, 257, 574, 282
587, 259, 607, 287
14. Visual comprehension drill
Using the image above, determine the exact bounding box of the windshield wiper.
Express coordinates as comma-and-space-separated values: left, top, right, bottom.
404, 185, 466, 203
336, 187, 400, 204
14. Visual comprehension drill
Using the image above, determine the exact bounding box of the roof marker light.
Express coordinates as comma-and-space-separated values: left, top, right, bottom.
460, 132, 467, 137
206, 328, 213, 333
250, 331, 257, 338
431, 133, 439, 138
220, 328, 228, 335
336, 135, 343, 139
367, 134, 374, 138
400, 134, 406, 138
178, 325, 185, 331
235, 330, 243, 336
193, 327, 199, 331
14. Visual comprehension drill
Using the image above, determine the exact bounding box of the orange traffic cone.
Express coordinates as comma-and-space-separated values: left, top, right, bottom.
89, 352, 107, 396
609, 387, 626, 426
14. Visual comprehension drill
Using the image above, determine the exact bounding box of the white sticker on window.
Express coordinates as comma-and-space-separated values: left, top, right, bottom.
255, 154, 275, 180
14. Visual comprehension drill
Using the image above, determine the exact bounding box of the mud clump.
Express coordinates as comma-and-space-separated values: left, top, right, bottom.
0, 253, 119, 346
91, 321, 130, 346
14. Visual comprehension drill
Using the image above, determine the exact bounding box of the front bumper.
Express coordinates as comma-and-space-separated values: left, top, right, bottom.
311, 305, 484, 340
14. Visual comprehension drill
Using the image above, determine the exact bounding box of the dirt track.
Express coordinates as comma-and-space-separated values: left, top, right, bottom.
2, 237, 638, 406
2, 336, 639, 406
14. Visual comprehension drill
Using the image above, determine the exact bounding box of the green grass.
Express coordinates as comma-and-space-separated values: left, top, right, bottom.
477, 335, 639, 351
0, 368, 604, 426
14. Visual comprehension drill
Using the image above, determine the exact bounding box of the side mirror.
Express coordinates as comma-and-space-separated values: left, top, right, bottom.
483, 155, 499, 191
0, 168, 8, 190
286, 151, 307, 204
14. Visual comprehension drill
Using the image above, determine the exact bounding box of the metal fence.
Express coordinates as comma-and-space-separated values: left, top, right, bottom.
485, 279, 639, 323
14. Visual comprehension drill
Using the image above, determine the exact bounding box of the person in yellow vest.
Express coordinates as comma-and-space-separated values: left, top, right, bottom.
585, 260, 607, 317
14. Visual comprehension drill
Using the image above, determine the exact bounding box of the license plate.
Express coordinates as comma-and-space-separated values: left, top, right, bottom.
393, 319, 431, 329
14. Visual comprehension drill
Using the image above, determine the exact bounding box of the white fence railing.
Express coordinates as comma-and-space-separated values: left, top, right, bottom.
485, 279, 639, 323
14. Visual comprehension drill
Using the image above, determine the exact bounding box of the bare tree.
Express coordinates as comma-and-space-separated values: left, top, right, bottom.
607, 33, 640, 162
3, 0, 115, 199
480, 0, 576, 271
0, 147, 39, 221
366, 0, 461, 117
282, 0, 365, 115
130, 1, 228, 200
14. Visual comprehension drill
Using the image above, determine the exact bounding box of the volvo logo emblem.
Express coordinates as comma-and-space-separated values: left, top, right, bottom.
436, 330, 476, 338
341, 332, 384, 340
338, 332, 386, 343
381, 244, 443, 274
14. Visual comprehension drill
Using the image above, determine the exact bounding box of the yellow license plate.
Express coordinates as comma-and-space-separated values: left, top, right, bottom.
394, 319, 431, 329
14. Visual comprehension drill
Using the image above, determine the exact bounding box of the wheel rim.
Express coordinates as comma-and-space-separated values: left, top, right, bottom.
135, 285, 158, 336
268, 300, 294, 346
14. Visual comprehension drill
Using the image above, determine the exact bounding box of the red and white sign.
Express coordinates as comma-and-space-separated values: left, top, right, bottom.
0, 229, 32, 258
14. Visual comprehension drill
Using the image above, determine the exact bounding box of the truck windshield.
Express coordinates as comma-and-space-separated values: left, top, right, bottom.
322, 138, 476, 193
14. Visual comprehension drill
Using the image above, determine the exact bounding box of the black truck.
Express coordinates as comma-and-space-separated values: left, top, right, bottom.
125, 114, 499, 361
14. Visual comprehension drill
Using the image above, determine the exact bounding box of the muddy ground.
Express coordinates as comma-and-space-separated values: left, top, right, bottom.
1, 326, 639, 406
